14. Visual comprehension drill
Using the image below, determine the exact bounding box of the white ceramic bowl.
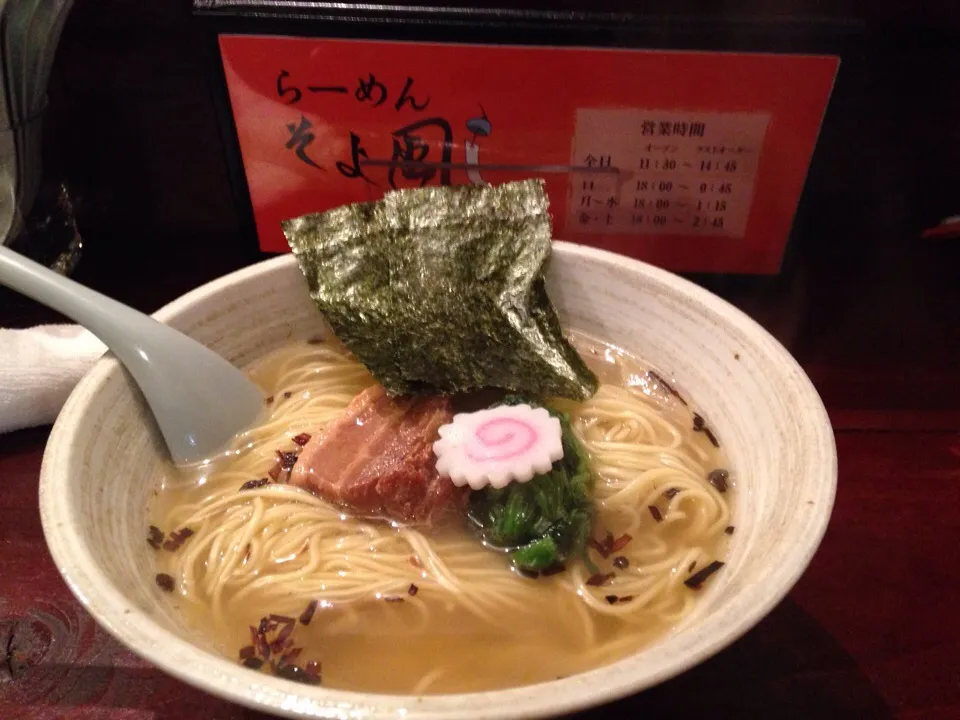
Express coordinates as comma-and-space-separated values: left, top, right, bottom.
39, 243, 836, 719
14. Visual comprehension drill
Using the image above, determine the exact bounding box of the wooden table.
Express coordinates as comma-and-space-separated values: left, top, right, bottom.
2, 225, 960, 719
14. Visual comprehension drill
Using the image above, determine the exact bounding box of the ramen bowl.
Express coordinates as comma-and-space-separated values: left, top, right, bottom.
39, 243, 836, 719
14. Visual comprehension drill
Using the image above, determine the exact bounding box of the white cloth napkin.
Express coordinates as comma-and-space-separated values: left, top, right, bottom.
0, 324, 106, 434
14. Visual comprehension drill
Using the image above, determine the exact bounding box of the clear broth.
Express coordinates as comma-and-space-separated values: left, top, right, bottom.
149, 332, 733, 693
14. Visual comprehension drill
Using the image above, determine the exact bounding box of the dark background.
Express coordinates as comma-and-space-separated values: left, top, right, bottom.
13, 0, 956, 412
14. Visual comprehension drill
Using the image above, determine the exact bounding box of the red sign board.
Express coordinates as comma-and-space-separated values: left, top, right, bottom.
218, 36, 838, 274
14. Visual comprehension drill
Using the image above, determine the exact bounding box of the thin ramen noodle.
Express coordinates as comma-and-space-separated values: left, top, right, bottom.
149, 332, 733, 694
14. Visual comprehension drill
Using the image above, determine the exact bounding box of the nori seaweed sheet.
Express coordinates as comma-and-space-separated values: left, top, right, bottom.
281, 179, 598, 400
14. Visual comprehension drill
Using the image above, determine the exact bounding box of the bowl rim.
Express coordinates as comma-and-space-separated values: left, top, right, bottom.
39, 241, 837, 719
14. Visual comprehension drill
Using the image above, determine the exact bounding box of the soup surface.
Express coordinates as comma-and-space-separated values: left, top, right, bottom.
149, 332, 734, 694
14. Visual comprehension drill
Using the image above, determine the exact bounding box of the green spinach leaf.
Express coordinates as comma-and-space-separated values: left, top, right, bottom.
467, 395, 595, 573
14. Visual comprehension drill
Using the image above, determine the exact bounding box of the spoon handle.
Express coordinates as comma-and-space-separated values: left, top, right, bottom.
0, 244, 145, 343
0, 244, 264, 464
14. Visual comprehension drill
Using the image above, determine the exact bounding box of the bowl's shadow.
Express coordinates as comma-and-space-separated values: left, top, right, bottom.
568, 598, 891, 720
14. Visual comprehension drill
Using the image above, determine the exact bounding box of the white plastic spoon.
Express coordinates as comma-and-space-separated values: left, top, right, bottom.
0, 244, 264, 465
